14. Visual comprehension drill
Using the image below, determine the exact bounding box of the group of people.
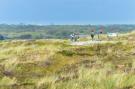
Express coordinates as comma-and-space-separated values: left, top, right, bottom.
91, 29, 103, 41
70, 33, 80, 42
70, 30, 103, 42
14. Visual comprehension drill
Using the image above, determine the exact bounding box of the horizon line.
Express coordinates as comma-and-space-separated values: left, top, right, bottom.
0, 23, 135, 26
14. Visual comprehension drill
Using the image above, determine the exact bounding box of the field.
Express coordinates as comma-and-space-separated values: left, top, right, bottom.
0, 32, 135, 89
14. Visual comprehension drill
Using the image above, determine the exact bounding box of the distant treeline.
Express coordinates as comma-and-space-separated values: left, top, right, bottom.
0, 24, 135, 40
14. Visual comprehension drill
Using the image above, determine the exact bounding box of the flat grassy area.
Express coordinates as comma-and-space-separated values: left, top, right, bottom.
0, 32, 135, 89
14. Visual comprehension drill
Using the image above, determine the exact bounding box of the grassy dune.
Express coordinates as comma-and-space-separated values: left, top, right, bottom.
0, 32, 135, 89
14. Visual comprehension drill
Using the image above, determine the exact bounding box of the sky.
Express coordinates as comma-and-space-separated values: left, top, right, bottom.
0, 0, 135, 25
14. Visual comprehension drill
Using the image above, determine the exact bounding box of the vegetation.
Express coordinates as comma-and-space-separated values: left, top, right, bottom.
0, 31, 135, 89
0, 24, 135, 39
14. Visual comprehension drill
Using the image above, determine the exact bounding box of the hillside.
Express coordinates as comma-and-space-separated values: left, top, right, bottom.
0, 32, 135, 89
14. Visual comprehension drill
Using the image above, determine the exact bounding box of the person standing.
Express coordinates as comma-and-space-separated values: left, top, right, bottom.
75, 32, 80, 42
70, 33, 74, 42
98, 29, 103, 41
90, 30, 95, 41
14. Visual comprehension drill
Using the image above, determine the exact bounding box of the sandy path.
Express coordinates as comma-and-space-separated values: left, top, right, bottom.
71, 40, 119, 46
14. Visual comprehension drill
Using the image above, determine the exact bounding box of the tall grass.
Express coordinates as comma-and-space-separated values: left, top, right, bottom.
0, 35, 135, 89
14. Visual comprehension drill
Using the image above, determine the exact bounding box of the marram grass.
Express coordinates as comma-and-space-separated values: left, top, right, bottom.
0, 33, 135, 89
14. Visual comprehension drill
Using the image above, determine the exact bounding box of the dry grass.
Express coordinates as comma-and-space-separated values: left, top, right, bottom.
0, 32, 135, 89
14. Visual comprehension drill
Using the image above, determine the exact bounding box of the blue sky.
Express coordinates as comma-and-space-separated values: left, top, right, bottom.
0, 0, 135, 25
